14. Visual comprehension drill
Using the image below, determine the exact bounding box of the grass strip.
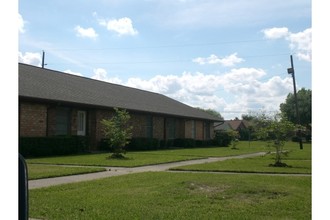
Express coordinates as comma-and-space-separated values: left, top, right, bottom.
170, 155, 311, 174
28, 164, 106, 180
29, 172, 311, 220
26, 141, 275, 167
27, 152, 204, 167
171, 142, 311, 174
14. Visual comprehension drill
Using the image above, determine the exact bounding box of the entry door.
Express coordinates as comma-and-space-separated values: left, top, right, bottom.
77, 111, 86, 136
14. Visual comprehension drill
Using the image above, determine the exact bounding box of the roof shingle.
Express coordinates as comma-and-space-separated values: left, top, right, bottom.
19, 63, 222, 121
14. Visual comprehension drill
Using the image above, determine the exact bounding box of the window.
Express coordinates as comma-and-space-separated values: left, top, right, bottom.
146, 115, 153, 138
191, 120, 196, 139
56, 107, 70, 135
166, 118, 176, 139
77, 111, 86, 136
204, 121, 211, 140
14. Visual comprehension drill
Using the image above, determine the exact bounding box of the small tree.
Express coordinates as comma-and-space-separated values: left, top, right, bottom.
227, 130, 240, 149
101, 108, 133, 159
256, 113, 295, 167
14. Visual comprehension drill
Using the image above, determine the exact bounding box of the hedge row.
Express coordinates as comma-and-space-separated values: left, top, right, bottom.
19, 136, 89, 158
20, 133, 234, 157
99, 137, 216, 151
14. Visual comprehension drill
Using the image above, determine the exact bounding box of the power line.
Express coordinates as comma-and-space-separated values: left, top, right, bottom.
42, 39, 269, 52
221, 110, 279, 114
45, 52, 291, 65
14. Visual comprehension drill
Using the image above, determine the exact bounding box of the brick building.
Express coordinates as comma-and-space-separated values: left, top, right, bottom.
19, 63, 223, 150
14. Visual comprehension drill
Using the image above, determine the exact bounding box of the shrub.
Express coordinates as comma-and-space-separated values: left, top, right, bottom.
19, 136, 89, 158
100, 137, 214, 151
173, 138, 196, 148
213, 130, 232, 147
126, 137, 160, 151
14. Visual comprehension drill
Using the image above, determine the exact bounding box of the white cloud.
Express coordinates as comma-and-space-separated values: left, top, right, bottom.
85, 66, 292, 119
193, 53, 244, 67
74, 25, 98, 39
262, 27, 289, 39
91, 68, 122, 84
64, 69, 83, 76
288, 28, 312, 62
260, 76, 292, 97
18, 13, 25, 33
222, 68, 266, 84
122, 68, 290, 119
263, 27, 312, 62
18, 51, 41, 66
99, 17, 138, 36
125, 72, 223, 97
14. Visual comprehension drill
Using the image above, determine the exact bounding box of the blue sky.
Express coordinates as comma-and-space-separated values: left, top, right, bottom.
18, 0, 311, 119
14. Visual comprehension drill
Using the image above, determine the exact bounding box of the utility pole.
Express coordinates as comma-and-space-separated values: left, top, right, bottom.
287, 55, 303, 149
42, 50, 46, 68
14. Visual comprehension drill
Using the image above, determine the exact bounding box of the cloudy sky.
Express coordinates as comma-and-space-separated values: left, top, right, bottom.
18, 0, 311, 119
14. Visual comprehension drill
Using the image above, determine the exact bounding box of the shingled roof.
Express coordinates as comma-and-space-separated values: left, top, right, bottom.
19, 63, 222, 121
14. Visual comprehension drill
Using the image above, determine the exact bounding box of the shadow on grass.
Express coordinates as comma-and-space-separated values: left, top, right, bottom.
106, 154, 132, 160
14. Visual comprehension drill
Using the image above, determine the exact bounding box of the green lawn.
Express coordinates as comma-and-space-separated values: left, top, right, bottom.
28, 141, 312, 219
27, 152, 204, 167
171, 143, 311, 174
27, 164, 106, 180
29, 172, 311, 220
26, 141, 271, 167
26, 141, 310, 178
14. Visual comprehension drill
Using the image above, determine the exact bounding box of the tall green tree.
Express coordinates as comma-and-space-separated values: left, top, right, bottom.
101, 108, 133, 159
241, 114, 257, 121
280, 88, 311, 127
196, 108, 224, 120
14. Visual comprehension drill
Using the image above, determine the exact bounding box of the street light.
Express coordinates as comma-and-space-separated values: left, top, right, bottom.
287, 55, 303, 149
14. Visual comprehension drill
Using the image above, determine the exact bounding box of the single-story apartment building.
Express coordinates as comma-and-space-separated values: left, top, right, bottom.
19, 63, 223, 151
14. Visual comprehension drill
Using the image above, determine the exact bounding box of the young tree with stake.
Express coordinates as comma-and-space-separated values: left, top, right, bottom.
101, 108, 133, 159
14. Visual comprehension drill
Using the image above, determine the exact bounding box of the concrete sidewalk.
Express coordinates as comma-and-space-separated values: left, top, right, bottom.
29, 152, 268, 189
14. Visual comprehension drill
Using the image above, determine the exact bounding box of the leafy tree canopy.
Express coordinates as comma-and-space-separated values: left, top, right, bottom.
254, 113, 296, 167
280, 88, 311, 127
101, 108, 133, 158
196, 108, 224, 120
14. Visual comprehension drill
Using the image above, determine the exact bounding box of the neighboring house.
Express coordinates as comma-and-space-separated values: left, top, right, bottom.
214, 121, 231, 131
19, 63, 223, 150
215, 119, 249, 132
226, 119, 250, 132
214, 119, 251, 140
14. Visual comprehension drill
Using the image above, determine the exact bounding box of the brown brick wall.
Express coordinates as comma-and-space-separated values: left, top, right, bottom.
88, 109, 97, 150
20, 101, 215, 149
184, 120, 195, 139
94, 111, 166, 142
176, 119, 185, 139
94, 109, 114, 144
46, 107, 56, 136
195, 120, 204, 140
131, 114, 147, 137
19, 102, 47, 137
184, 120, 214, 140
153, 116, 164, 139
